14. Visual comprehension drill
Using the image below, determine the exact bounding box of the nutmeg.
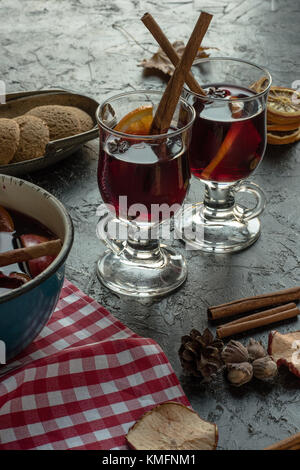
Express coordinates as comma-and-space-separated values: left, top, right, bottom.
252, 356, 277, 380
247, 338, 267, 361
221, 340, 249, 364
227, 362, 253, 387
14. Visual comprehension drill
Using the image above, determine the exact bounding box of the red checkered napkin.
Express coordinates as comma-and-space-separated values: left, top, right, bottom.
0, 280, 189, 450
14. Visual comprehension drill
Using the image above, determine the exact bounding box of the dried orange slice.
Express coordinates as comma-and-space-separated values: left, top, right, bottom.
267, 121, 300, 131
114, 105, 153, 135
250, 76, 270, 93
267, 127, 300, 145
267, 86, 300, 125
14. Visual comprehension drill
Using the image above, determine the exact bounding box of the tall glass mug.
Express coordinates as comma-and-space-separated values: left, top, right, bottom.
96, 91, 195, 297
175, 58, 272, 253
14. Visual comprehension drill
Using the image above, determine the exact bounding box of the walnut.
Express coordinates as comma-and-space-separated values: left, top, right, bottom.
227, 362, 253, 387
221, 340, 249, 364
252, 356, 277, 380
247, 338, 267, 361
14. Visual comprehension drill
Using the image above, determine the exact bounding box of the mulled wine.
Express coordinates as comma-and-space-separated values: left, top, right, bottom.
189, 84, 266, 182
0, 206, 57, 293
98, 135, 190, 222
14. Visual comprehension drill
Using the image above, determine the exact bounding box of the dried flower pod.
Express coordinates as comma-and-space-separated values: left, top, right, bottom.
247, 338, 267, 362
252, 356, 278, 380
179, 328, 224, 381
227, 362, 253, 387
221, 340, 249, 364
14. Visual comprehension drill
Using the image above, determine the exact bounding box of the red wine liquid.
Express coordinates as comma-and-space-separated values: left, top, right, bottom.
0, 209, 56, 294
98, 135, 190, 222
189, 84, 266, 182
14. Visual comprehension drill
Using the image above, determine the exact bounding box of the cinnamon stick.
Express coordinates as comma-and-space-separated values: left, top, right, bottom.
150, 11, 212, 135
0, 239, 62, 268
265, 432, 300, 450
208, 286, 300, 321
223, 302, 297, 326
216, 305, 300, 339
141, 13, 206, 96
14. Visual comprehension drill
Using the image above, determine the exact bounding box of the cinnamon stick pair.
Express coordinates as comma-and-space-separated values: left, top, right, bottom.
216, 303, 300, 339
207, 287, 300, 339
143, 11, 212, 135
141, 13, 206, 96
265, 431, 300, 450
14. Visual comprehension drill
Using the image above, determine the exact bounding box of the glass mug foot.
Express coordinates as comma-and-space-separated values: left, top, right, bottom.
175, 181, 266, 253
96, 243, 187, 298
175, 203, 261, 253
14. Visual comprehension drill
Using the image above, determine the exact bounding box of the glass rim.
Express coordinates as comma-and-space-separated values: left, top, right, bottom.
96, 89, 196, 140
183, 56, 272, 102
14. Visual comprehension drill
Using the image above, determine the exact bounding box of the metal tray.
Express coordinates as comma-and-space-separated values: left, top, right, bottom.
0, 89, 99, 176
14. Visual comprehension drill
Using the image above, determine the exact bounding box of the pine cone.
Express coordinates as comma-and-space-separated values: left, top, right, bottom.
179, 328, 224, 381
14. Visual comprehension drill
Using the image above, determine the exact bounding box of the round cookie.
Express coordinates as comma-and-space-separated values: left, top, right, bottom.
12, 115, 50, 162
65, 106, 94, 132
26, 105, 81, 140
0, 118, 20, 165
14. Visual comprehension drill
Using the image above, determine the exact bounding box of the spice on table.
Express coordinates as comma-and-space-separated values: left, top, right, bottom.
126, 401, 218, 450
265, 431, 300, 450
207, 286, 300, 321
268, 330, 300, 378
221, 339, 249, 364
216, 303, 300, 339
252, 356, 278, 380
247, 338, 267, 361
178, 328, 224, 381
222, 339, 277, 386
227, 362, 253, 387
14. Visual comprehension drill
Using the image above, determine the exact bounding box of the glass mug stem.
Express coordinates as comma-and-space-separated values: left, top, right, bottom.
203, 181, 266, 222
97, 213, 164, 266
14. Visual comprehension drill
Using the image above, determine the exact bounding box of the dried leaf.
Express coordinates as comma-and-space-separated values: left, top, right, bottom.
141, 40, 213, 75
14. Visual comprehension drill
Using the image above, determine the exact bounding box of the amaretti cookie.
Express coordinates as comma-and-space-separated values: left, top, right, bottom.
65, 106, 94, 132
12, 115, 50, 162
26, 105, 81, 140
0, 118, 20, 165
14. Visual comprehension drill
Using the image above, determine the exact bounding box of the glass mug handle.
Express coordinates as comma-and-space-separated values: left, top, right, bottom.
96, 208, 126, 256
233, 181, 266, 222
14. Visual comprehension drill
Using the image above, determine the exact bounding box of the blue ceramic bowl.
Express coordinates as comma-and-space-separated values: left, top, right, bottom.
0, 175, 73, 361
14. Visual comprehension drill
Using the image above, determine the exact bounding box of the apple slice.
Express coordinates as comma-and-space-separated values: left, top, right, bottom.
0, 271, 24, 289
20, 234, 56, 277
9, 272, 31, 284
0, 206, 14, 232
268, 330, 300, 378
126, 401, 218, 450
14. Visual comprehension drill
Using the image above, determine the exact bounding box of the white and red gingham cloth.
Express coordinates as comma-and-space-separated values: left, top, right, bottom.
0, 280, 189, 450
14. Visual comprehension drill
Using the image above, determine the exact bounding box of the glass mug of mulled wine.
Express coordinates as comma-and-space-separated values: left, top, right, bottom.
175, 57, 272, 253
96, 90, 195, 297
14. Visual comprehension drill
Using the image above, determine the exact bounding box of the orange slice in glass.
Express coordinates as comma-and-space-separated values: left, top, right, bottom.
267, 127, 300, 145
114, 105, 153, 135
267, 86, 300, 125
